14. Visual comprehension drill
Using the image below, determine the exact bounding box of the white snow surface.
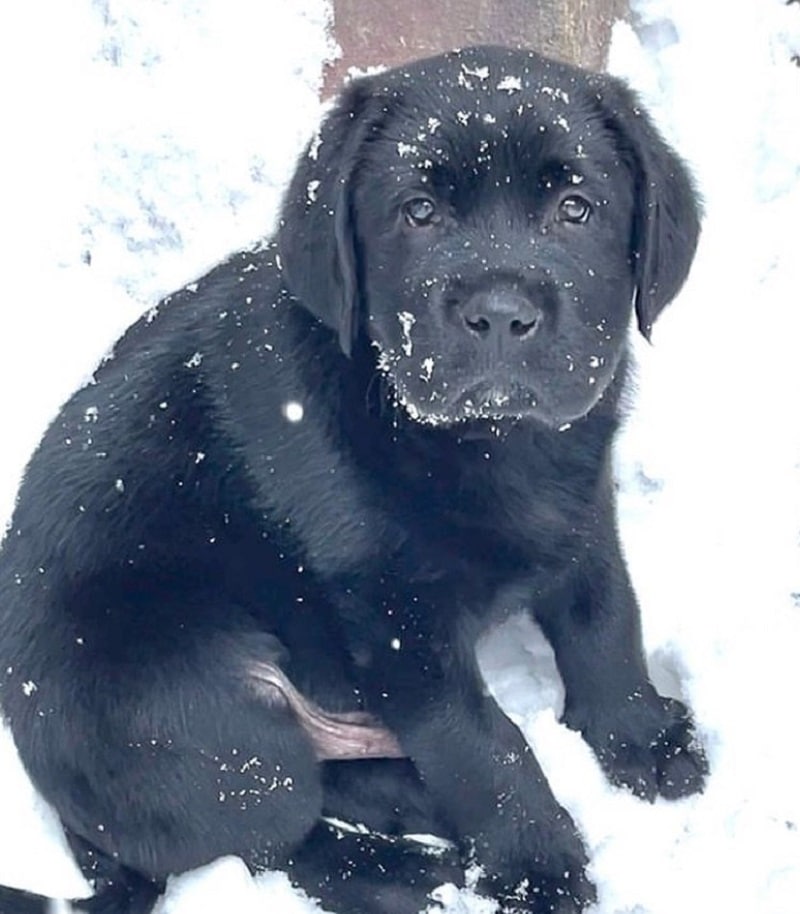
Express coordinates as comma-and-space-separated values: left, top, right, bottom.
1, 0, 799, 911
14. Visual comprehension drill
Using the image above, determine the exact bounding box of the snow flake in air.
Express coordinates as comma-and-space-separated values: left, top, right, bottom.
281, 401, 304, 423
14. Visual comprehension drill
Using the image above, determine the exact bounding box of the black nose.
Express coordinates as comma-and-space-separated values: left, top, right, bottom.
460, 288, 541, 340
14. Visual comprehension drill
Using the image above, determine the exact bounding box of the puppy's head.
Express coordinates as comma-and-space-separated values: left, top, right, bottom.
279, 46, 700, 428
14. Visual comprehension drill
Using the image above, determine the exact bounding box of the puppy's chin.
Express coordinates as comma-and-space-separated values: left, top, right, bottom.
372, 345, 613, 431
390, 381, 575, 430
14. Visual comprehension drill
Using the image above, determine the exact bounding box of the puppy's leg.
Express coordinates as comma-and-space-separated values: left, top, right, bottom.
247, 658, 463, 914
57, 698, 321, 911
320, 758, 455, 839
267, 678, 465, 912
533, 517, 708, 800
353, 611, 596, 914
16, 624, 326, 914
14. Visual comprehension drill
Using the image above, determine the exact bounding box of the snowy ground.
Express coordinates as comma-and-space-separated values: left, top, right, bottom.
1, 1, 799, 912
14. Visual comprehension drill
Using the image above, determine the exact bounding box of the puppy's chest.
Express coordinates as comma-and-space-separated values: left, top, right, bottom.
391, 449, 590, 581
247, 394, 592, 587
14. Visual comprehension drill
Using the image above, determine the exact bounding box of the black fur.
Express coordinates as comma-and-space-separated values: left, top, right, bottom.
0, 47, 706, 913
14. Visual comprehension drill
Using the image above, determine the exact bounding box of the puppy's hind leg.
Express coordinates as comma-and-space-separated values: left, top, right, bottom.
321, 757, 456, 841
25, 627, 329, 912
283, 758, 463, 914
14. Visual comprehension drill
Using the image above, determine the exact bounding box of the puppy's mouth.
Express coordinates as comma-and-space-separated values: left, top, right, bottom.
450, 381, 540, 420
393, 377, 543, 427
371, 341, 580, 429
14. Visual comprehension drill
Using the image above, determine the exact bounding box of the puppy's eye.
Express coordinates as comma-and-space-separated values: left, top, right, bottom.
558, 195, 592, 224
402, 197, 438, 228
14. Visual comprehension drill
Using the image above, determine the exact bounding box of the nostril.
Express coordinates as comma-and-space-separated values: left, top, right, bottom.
465, 315, 491, 335
510, 317, 538, 338
458, 287, 541, 339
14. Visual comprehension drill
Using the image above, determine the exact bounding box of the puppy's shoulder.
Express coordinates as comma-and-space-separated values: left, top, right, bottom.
98, 244, 286, 377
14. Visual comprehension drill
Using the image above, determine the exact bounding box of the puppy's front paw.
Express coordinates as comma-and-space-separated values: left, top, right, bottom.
570, 691, 708, 801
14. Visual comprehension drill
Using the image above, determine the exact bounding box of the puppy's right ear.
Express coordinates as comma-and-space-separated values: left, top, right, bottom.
278, 80, 382, 356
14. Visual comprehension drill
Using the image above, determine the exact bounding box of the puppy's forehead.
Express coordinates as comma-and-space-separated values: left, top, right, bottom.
365, 47, 615, 185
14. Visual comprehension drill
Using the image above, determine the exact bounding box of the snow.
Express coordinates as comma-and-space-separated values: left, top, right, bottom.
1, 0, 799, 912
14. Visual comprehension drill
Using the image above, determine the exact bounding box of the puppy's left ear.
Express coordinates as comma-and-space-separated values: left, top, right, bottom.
597, 76, 702, 340
278, 80, 383, 356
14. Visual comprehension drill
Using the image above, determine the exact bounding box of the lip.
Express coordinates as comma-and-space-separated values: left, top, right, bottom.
392, 381, 540, 427
451, 380, 540, 419
388, 365, 551, 427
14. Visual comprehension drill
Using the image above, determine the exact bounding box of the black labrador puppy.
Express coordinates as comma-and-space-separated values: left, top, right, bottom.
0, 46, 707, 914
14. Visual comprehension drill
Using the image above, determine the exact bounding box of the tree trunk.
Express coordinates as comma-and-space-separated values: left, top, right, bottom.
324, 0, 630, 95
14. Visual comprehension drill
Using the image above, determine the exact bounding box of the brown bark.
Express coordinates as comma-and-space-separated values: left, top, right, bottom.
324, 0, 630, 96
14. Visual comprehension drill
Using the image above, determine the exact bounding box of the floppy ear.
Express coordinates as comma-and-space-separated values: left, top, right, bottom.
277, 80, 382, 356
596, 76, 702, 340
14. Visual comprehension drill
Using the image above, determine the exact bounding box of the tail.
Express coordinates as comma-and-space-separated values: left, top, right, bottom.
0, 867, 162, 914
0, 885, 49, 914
